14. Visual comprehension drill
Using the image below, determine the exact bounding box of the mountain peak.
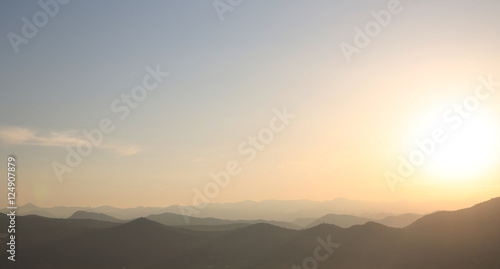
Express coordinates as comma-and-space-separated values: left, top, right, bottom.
22, 203, 40, 209
122, 217, 165, 230
69, 210, 123, 223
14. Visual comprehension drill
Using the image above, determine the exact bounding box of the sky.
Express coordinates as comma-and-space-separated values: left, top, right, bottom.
1, 0, 500, 209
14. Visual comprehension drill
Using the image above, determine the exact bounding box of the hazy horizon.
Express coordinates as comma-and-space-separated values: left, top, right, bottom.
9, 196, 486, 214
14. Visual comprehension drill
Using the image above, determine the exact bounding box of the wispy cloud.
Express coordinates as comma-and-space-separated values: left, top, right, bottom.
0, 127, 142, 156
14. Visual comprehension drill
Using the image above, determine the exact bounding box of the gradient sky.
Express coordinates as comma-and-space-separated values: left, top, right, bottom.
1, 0, 499, 209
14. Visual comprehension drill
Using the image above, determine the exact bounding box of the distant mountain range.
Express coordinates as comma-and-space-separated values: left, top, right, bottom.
66, 209, 421, 230
1, 198, 442, 221
147, 212, 302, 230
0, 199, 429, 230
0, 197, 499, 268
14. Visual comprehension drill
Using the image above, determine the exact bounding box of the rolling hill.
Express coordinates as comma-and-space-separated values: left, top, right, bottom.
1, 197, 498, 268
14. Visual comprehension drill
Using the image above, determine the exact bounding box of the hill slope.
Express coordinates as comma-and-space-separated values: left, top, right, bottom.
2, 197, 499, 269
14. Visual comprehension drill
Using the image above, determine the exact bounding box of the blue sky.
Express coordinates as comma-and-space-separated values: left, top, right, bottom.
1, 0, 500, 208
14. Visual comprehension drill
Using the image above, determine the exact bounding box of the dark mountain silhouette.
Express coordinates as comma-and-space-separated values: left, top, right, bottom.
0, 213, 119, 249
147, 212, 301, 230
148, 223, 301, 269
395, 197, 500, 268
2, 197, 499, 269
12, 218, 214, 269
69, 210, 126, 223
172, 223, 251, 231
307, 213, 422, 228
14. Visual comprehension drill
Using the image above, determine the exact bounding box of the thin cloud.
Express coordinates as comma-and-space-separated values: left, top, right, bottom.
0, 127, 142, 156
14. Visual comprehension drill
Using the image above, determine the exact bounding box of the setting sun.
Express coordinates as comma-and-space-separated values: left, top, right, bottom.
425, 113, 499, 181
